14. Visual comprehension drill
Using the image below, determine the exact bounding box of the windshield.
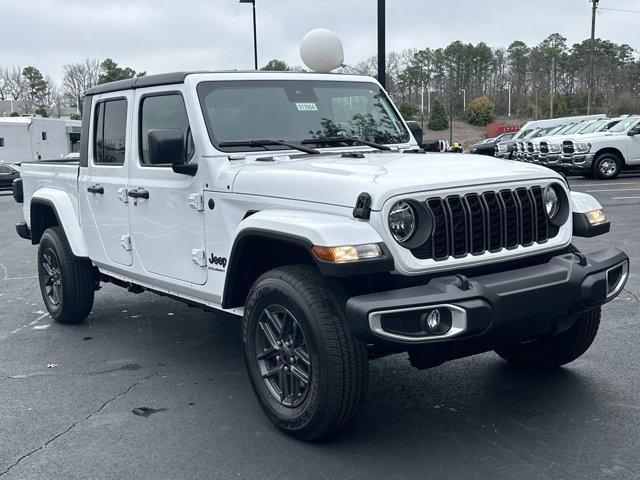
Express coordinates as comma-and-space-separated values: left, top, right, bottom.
579, 120, 607, 134
197, 80, 410, 152
609, 118, 639, 133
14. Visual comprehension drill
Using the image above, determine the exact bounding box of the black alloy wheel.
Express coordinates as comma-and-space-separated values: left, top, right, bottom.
255, 304, 312, 408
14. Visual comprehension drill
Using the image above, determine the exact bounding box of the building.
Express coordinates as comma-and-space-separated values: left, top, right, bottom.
0, 117, 81, 164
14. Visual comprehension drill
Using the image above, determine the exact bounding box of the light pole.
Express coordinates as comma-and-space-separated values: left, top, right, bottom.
239, 0, 258, 70
462, 88, 466, 112
377, 0, 386, 88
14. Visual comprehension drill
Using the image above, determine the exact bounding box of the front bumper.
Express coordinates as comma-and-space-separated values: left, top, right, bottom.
346, 248, 628, 351
560, 153, 595, 171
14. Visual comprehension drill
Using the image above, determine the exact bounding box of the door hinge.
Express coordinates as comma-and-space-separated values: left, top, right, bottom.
191, 249, 207, 267
117, 188, 129, 204
188, 193, 204, 212
120, 234, 132, 252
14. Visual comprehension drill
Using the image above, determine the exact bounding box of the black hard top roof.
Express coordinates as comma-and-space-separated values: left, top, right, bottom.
84, 70, 346, 96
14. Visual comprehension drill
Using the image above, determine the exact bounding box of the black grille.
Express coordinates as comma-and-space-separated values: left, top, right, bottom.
411, 186, 557, 260
562, 140, 574, 155
540, 142, 549, 155
526, 142, 534, 153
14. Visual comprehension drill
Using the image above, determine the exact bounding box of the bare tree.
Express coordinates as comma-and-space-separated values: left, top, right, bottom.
62, 59, 100, 114
0, 68, 6, 100
4, 67, 27, 101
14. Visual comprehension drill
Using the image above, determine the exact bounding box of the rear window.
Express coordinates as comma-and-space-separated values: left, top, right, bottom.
94, 99, 128, 165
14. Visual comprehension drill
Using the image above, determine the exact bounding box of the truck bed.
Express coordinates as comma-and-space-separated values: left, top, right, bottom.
20, 161, 80, 227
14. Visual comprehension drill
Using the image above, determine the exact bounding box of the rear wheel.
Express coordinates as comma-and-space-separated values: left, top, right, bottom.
494, 307, 601, 370
38, 226, 95, 324
243, 265, 368, 441
593, 153, 621, 179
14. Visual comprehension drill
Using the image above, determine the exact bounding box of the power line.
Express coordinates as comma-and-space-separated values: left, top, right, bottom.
599, 7, 640, 14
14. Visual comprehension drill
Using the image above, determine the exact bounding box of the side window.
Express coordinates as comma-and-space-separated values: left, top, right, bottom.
140, 93, 194, 165
94, 98, 127, 165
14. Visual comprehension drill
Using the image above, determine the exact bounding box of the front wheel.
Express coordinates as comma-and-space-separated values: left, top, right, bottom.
494, 307, 601, 370
242, 265, 368, 441
38, 226, 95, 324
593, 153, 621, 179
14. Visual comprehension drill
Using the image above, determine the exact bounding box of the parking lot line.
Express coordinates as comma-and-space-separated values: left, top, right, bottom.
612, 196, 640, 200
584, 188, 640, 193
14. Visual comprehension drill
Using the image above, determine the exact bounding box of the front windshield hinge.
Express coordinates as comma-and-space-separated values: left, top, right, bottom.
353, 192, 372, 220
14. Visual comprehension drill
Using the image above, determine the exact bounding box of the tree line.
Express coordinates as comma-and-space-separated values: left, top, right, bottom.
361, 33, 640, 123
0, 59, 144, 118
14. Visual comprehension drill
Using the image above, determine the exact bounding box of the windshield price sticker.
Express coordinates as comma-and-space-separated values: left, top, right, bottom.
296, 102, 318, 111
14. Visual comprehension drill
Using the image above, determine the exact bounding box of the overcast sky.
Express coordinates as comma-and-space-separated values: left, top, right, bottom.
2, 0, 639, 83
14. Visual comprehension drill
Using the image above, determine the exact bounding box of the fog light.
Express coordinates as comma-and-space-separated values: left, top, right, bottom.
425, 310, 440, 330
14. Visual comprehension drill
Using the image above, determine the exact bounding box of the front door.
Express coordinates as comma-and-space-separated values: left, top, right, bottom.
627, 120, 640, 165
81, 94, 133, 267
128, 89, 207, 285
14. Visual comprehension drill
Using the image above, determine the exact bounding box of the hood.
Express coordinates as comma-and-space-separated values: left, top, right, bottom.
232, 151, 562, 210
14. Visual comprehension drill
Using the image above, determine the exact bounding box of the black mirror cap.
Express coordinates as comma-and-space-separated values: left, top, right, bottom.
12, 178, 23, 203
148, 129, 185, 165
628, 127, 640, 136
405, 121, 424, 146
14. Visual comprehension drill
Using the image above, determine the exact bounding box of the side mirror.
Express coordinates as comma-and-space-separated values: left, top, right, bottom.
148, 129, 185, 165
628, 127, 640, 136
405, 121, 424, 147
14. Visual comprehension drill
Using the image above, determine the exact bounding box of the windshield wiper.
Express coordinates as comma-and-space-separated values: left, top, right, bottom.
218, 139, 319, 155
301, 137, 391, 151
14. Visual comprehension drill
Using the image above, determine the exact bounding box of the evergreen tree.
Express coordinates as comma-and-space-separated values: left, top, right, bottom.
428, 98, 448, 131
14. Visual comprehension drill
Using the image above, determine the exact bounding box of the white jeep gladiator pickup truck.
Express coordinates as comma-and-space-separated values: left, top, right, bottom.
12, 71, 629, 440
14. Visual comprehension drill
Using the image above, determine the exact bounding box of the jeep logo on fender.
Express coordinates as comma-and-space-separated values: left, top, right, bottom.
208, 254, 227, 269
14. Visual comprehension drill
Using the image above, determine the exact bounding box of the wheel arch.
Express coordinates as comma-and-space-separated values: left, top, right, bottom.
30, 189, 88, 257
220, 210, 392, 309
221, 229, 316, 309
594, 147, 625, 165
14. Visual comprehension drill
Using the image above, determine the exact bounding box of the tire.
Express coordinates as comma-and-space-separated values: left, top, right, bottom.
494, 307, 601, 370
593, 153, 621, 179
38, 226, 95, 324
242, 265, 368, 441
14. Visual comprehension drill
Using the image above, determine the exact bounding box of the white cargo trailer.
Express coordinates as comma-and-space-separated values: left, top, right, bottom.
0, 117, 81, 164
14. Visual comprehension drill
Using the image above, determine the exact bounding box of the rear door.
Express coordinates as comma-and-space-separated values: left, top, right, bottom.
128, 88, 207, 285
81, 94, 133, 266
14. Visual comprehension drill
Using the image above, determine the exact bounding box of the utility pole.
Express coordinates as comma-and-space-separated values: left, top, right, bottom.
420, 80, 425, 129
462, 88, 466, 112
428, 90, 432, 115
448, 85, 454, 147
550, 57, 555, 118
587, 0, 599, 115
377, 0, 386, 88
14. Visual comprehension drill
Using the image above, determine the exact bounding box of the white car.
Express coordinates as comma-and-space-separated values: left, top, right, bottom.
559, 116, 640, 179
12, 71, 629, 440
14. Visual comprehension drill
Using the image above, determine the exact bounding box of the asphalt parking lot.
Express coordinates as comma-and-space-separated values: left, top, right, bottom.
0, 175, 639, 480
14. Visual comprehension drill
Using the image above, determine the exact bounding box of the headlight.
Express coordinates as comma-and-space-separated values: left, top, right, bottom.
543, 185, 560, 218
575, 142, 591, 153
543, 183, 570, 226
388, 201, 416, 243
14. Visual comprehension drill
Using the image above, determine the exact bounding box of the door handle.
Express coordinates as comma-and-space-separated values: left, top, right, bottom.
128, 188, 150, 200
87, 184, 104, 194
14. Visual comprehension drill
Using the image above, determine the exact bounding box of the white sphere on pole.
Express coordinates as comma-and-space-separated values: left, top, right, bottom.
300, 29, 344, 73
